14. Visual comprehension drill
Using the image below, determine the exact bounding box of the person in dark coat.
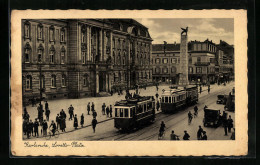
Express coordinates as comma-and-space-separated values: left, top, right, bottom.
208, 85, 210, 93
230, 128, 235, 140
23, 120, 27, 135
170, 130, 179, 140
45, 108, 50, 121
28, 119, 34, 136
102, 103, 106, 115
227, 115, 233, 133
80, 113, 84, 127
106, 106, 109, 117
87, 103, 90, 115
109, 105, 113, 117
201, 131, 207, 140
200, 86, 202, 94
56, 114, 61, 130
68, 105, 74, 120
156, 101, 160, 111
197, 125, 203, 140
49, 120, 56, 136
93, 110, 97, 119
33, 118, 39, 137
26, 121, 31, 139
91, 102, 95, 112
92, 118, 97, 133
45, 101, 48, 111
42, 119, 48, 136
60, 116, 66, 132
74, 114, 78, 129
183, 130, 190, 140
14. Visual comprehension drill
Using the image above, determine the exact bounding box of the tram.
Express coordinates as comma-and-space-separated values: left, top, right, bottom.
160, 85, 198, 113
114, 96, 155, 130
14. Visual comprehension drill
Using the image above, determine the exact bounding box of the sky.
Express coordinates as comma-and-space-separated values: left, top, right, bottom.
135, 18, 234, 45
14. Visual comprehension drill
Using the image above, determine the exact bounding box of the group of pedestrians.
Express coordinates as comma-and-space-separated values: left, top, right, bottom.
101, 103, 113, 117
223, 115, 235, 139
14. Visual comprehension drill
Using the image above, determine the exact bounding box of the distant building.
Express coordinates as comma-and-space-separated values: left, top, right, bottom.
151, 39, 233, 85
22, 19, 153, 103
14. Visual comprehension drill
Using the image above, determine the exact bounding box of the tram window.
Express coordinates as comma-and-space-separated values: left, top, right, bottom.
115, 108, 118, 117
165, 97, 168, 103
162, 97, 165, 103
130, 108, 133, 117
172, 97, 174, 103
169, 97, 172, 103
133, 107, 136, 115
124, 108, 129, 117
147, 102, 152, 110
120, 108, 124, 117
138, 105, 142, 113
144, 104, 147, 112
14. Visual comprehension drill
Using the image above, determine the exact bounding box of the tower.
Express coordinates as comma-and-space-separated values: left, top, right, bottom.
178, 27, 189, 87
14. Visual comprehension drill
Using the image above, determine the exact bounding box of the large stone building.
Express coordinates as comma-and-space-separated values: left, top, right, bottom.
151, 39, 232, 85
22, 19, 153, 102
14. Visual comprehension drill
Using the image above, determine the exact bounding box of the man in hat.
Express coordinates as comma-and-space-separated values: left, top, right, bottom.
183, 130, 190, 140
197, 125, 203, 140
33, 118, 39, 137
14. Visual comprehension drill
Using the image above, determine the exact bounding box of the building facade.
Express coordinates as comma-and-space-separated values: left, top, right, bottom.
22, 19, 153, 103
152, 39, 221, 85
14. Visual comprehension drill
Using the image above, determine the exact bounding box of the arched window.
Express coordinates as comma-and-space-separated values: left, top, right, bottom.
83, 74, 89, 87
61, 46, 66, 64
118, 72, 121, 82
24, 42, 31, 63
49, 25, 55, 41
40, 75, 45, 89
25, 75, 32, 90
62, 75, 66, 87
51, 75, 56, 88
37, 44, 44, 63
60, 27, 65, 43
24, 21, 30, 39
82, 51, 86, 64
49, 46, 55, 64
172, 67, 176, 73
37, 23, 43, 40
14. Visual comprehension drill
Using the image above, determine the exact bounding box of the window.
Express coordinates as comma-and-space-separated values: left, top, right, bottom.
163, 58, 168, 64
124, 108, 129, 117
51, 75, 56, 88
171, 67, 176, 73
189, 67, 193, 73
82, 51, 86, 64
196, 67, 202, 73
118, 72, 121, 81
25, 75, 32, 90
144, 104, 147, 112
155, 58, 160, 64
155, 68, 160, 74
197, 57, 201, 63
177, 58, 180, 63
37, 24, 43, 40
165, 97, 168, 103
115, 108, 118, 117
60, 29, 65, 42
120, 108, 123, 117
62, 75, 66, 87
82, 32, 85, 43
24, 43, 31, 63
163, 68, 168, 73
210, 58, 215, 63
61, 51, 65, 64
37, 48, 43, 63
50, 50, 55, 64
40, 75, 45, 89
171, 58, 177, 64
189, 57, 192, 64
83, 74, 89, 87
162, 97, 165, 103
49, 26, 55, 41
24, 21, 30, 38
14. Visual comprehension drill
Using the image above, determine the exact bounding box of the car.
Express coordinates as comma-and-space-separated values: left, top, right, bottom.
203, 107, 223, 127
216, 95, 227, 104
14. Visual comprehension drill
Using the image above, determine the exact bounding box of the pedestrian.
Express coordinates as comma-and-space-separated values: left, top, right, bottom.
60, 109, 66, 119
37, 104, 44, 125
56, 114, 60, 130
200, 86, 202, 94
188, 111, 193, 124
28, 119, 34, 136
60, 113, 66, 132
223, 118, 228, 136
201, 131, 207, 140
91, 102, 95, 112
26, 121, 31, 139
45, 108, 50, 121
87, 102, 91, 115
183, 130, 190, 140
170, 130, 179, 140
69, 105, 74, 120
208, 85, 210, 93
42, 119, 48, 136
93, 110, 97, 119
106, 106, 109, 117
80, 113, 84, 127
155, 93, 159, 100
33, 118, 39, 137
23, 120, 27, 135
74, 114, 78, 129
102, 103, 106, 115
45, 101, 48, 111
230, 128, 235, 140
227, 115, 233, 133
156, 101, 160, 111
194, 106, 198, 117
197, 125, 203, 140
109, 105, 113, 117
49, 120, 56, 136
92, 118, 97, 133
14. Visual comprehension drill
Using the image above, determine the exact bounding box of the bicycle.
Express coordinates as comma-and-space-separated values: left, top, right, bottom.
188, 117, 193, 125
45, 129, 59, 140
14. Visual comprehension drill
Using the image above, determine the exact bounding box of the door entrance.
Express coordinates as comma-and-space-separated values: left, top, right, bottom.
99, 72, 106, 92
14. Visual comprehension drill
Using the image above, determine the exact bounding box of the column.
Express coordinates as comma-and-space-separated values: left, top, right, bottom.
103, 30, 107, 61
87, 26, 90, 61
110, 32, 113, 62
89, 27, 92, 62
99, 29, 103, 61
96, 72, 99, 93
105, 73, 108, 92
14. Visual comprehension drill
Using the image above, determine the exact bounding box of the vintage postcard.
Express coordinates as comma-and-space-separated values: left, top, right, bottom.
11, 10, 247, 156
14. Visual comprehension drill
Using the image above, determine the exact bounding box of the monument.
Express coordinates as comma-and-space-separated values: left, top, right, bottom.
178, 27, 189, 87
